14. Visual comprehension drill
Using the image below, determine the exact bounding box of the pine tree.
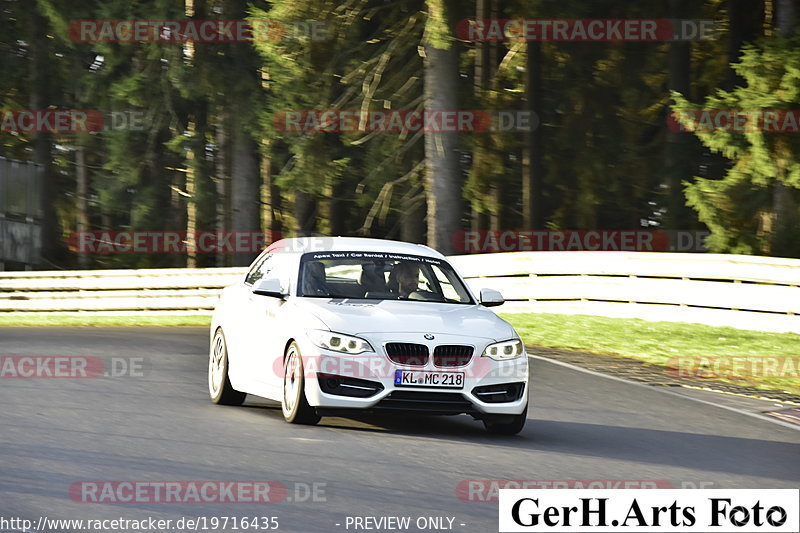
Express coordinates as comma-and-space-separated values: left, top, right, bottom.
674, 37, 800, 256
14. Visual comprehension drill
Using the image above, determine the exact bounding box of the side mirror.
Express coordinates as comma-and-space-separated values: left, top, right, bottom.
252, 278, 285, 299
479, 288, 504, 307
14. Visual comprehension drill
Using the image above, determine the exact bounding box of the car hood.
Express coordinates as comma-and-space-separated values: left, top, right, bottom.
292, 298, 515, 341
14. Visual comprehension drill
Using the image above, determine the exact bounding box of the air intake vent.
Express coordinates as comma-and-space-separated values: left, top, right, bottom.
375, 391, 474, 414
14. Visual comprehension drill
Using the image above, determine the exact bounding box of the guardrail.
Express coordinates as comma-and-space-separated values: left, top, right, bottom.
0, 252, 798, 333
449, 252, 800, 333
0, 267, 246, 314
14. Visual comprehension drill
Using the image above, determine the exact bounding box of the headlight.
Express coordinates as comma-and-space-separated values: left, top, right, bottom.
482, 339, 524, 360
307, 330, 374, 354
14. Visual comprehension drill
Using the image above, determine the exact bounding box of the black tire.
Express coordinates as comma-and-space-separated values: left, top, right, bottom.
208, 329, 246, 406
483, 406, 527, 435
282, 342, 321, 425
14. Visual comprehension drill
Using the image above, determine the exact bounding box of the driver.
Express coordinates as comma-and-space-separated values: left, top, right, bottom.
390, 262, 420, 299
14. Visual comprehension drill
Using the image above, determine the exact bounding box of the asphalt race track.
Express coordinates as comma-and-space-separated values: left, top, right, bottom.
1, 327, 798, 533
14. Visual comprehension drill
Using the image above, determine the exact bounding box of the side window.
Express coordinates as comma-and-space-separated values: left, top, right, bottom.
245, 253, 273, 285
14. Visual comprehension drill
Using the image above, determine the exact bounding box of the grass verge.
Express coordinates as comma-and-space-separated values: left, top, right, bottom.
501, 312, 800, 395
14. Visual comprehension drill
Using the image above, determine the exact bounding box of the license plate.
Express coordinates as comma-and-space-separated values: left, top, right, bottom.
394, 370, 464, 389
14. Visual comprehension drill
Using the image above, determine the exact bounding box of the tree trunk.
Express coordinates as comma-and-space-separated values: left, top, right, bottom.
486, 0, 501, 233
186, 121, 198, 268
294, 191, 317, 235
29, 7, 56, 266
193, 103, 215, 266
772, 0, 796, 255
474, 0, 489, 92
215, 110, 231, 267
222, 0, 263, 266
267, 161, 283, 240
522, 41, 543, 230
665, 0, 693, 230
727, 0, 764, 88
401, 175, 426, 243
260, 140, 280, 246
775, 0, 795, 35
75, 144, 89, 268
187, 0, 216, 267
328, 178, 346, 236
471, 0, 489, 232
168, 147, 186, 268
230, 126, 261, 266
424, 0, 462, 255
401, 201, 426, 243
489, 185, 502, 230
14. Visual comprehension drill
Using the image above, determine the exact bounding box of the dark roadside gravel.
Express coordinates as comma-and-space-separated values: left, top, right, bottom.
527, 345, 800, 406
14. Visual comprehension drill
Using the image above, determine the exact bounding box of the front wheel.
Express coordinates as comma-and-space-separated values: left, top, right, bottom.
208, 329, 246, 406
282, 342, 320, 425
483, 406, 527, 435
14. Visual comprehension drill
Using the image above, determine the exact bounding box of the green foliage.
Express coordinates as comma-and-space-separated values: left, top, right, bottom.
673, 37, 800, 256
251, 0, 427, 234
34, 0, 72, 44
423, 0, 451, 49
5, 0, 799, 268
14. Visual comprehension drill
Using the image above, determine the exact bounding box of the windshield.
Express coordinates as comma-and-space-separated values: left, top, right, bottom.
298, 251, 474, 304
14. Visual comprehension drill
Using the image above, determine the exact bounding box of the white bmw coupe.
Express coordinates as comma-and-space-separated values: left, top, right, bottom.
208, 237, 529, 434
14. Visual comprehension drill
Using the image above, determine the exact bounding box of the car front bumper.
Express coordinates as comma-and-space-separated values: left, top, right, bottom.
295, 333, 529, 417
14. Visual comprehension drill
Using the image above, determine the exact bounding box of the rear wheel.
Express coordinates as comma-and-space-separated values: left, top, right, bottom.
483, 406, 527, 435
282, 342, 320, 425
209, 329, 246, 406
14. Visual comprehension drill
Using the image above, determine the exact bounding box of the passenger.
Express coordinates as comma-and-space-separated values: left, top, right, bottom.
302, 261, 329, 296
359, 264, 387, 295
